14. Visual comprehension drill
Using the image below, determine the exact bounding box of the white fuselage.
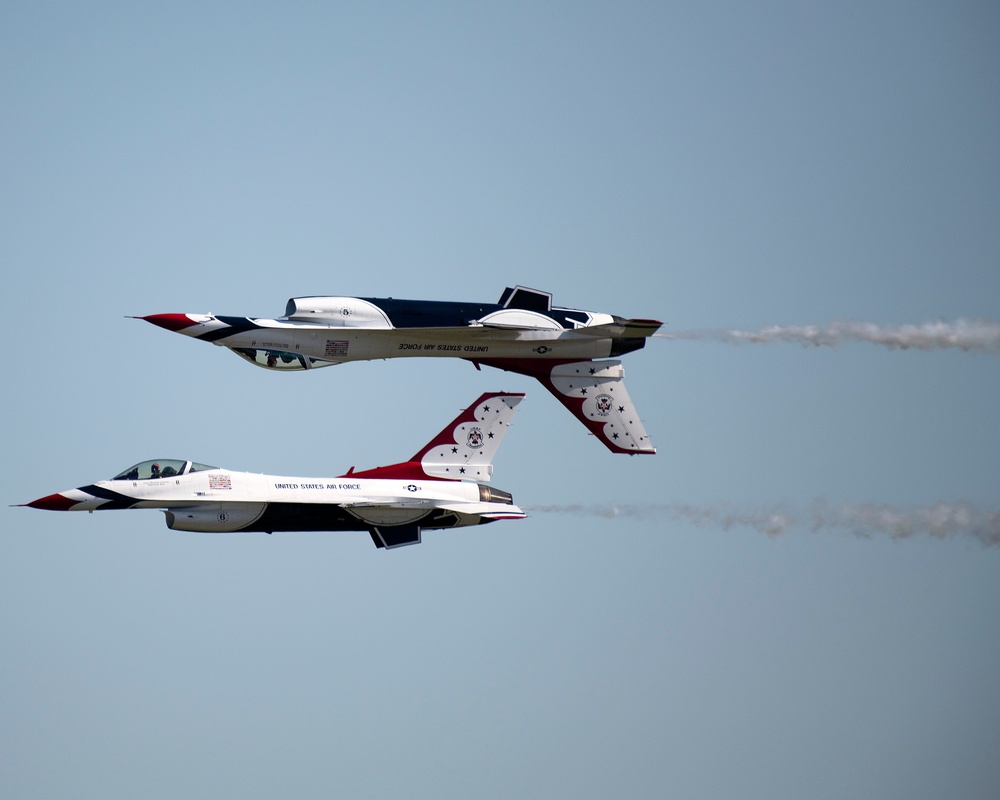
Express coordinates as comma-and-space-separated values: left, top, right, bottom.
25, 391, 528, 546
138, 295, 659, 454
211, 316, 621, 367
55, 468, 521, 533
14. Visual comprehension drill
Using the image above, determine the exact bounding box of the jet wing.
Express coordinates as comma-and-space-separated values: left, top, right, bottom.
340, 499, 432, 508
470, 321, 563, 331
342, 498, 524, 517
429, 317, 662, 337
478, 359, 656, 455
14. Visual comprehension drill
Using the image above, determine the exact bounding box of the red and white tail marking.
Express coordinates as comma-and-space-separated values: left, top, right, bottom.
474, 359, 655, 455
547, 361, 655, 454
413, 392, 524, 480
343, 392, 524, 481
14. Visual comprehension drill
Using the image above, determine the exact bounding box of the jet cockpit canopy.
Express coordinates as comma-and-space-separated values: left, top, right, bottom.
230, 347, 339, 371
112, 460, 218, 481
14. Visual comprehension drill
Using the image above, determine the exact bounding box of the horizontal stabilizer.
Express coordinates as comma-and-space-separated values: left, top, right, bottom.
572, 318, 663, 338
437, 502, 527, 520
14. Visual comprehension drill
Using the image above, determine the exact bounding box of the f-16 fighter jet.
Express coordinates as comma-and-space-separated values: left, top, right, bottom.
21, 393, 525, 549
138, 286, 661, 455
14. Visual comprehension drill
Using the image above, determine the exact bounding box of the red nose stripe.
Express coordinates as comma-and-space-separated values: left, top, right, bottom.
140, 313, 199, 332
25, 493, 79, 511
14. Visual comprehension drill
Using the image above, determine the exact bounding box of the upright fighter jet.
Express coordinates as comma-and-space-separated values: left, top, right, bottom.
138, 286, 661, 455
21, 393, 525, 549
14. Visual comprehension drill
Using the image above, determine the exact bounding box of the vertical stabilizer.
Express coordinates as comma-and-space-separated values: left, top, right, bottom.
413, 392, 523, 480
477, 359, 655, 454
343, 392, 525, 481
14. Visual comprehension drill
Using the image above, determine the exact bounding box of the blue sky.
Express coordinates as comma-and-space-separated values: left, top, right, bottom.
2, 3, 998, 798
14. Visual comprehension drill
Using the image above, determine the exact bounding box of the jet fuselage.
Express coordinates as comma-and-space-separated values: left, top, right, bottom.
140, 287, 661, 455
144, 294, 652, 372
23, 392, 526, 549
28, 463, 520, 534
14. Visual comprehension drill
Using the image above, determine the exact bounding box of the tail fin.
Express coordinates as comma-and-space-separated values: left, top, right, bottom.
476, 359, 655, 455
342, 392, 525, 481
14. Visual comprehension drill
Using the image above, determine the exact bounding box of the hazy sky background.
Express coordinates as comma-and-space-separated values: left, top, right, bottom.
3, 3, 998, 798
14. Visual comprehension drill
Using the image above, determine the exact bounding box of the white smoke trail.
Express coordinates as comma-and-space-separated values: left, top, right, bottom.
523, 501, 1000, 546
657, 319, 1000, 352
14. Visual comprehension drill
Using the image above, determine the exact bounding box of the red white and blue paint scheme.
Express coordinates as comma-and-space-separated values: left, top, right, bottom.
21, 393, 525, 549
138, 286, 660, 455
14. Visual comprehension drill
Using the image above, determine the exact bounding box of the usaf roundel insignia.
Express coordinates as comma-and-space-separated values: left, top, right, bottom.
466, 427, 484, 448
595, 394, 614, 416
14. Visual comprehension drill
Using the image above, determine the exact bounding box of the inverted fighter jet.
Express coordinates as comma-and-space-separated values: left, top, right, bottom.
21, 393, 525, 549
138, 286, 661, 455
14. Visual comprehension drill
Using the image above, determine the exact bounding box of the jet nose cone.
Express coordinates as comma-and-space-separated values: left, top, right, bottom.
24, 493, 79, 511
137, 313, 200, 332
